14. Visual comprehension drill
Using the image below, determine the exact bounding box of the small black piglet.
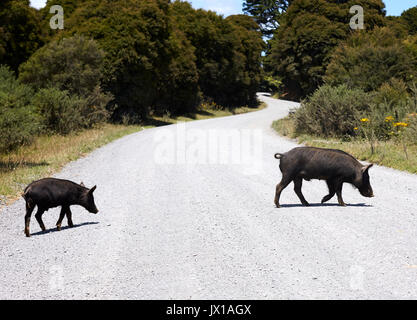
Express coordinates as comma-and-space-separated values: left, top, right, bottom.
22, 178, 98, 237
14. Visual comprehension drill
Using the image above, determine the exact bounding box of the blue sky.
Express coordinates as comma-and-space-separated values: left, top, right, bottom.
30, 0, 416, 16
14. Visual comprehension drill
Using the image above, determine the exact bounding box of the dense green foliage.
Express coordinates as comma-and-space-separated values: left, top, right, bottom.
325, 27, 417, 92
0, 0, 44, 72
54, 0, 264, 119
171, 2, 264, 108
267, 0, 386, 99
0, 66, 40, 152
294, 84, 373, 137
401, 6, 417, 35
293, 82, 417, 143
19, 36, 106, 98
0, 0, 264, 152
19, 36, 111, 133
3, 0, 416, 158
58, 0, 199, 119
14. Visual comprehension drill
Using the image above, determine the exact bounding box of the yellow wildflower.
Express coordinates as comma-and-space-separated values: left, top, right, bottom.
354, 127, 358, 130
394, 122, 408, 128
360, 118, 369, 122
385, 116, 394, 122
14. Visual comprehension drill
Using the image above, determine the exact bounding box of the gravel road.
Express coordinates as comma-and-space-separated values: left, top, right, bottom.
1, 93, 417, 299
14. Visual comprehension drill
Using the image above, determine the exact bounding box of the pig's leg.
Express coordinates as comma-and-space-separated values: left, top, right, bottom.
322, 180, 336, 204
35, 207, 46, 232
293, 177, 309, 206
66, 207, 74, 227
335, 180, 346, 206
56, 206, 67, 231
24, 201, 35, 237
274, 176, 292, 208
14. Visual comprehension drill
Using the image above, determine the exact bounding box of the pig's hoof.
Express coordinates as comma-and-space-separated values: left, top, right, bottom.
302, 202, 310, 207
56, 225, 61, 231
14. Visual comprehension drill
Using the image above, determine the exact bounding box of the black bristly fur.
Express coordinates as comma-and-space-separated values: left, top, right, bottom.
22, 178, 98, 237
274, 147, 374, 207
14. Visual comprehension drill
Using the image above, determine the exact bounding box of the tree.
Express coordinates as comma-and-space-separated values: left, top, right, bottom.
225, 14, 265, 106
60, 0, 200, 119
268, 0, 386, 99
19, 35, 106, 98
19, 36, 111, 131
0, 65, 39, 152
325, 27, 417, 92
242, 0, 292, 38
0, 0, 44, 72
401, 6, 417, 35
171, 1, 264, 108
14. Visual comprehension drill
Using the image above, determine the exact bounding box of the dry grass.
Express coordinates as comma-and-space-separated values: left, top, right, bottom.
272, 117, 417, 174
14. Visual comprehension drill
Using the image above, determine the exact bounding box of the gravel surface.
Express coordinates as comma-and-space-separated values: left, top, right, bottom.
1, 93, 417, 299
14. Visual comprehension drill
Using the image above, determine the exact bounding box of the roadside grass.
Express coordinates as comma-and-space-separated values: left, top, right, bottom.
0, 103, 265, 207
272, 116, 417, 174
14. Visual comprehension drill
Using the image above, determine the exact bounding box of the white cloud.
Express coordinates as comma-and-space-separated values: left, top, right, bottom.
30, 0, 47, 9
190, 0, 242, 16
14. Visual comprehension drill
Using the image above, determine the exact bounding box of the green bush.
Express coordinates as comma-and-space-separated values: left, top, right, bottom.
19, 35, 111, 131
374, 78, 409, 106
0, 65, 40, 152
32, 88, 81, 134
32, 87, 110, 135
19, 35, 105, 98
349, 82, 417, 146
294, 84, 372, 137
325, 27, 417, 92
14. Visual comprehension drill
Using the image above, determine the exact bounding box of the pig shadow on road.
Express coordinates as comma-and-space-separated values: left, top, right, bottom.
30, 222, 99, 237
279, 203, 372, 208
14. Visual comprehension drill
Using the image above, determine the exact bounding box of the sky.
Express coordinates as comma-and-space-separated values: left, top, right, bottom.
30, 0, 416, 16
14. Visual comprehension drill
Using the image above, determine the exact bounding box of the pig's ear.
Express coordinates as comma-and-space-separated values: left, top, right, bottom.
362, 164, 373, 173
88, 185, 97, 194
80, 182, 85, 187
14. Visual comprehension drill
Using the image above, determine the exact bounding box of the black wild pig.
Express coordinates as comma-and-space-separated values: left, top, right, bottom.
274, 147, 374, 207
22, 178, 98, 237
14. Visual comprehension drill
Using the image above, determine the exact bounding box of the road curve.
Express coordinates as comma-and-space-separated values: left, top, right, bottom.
1, 93, 417, 299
